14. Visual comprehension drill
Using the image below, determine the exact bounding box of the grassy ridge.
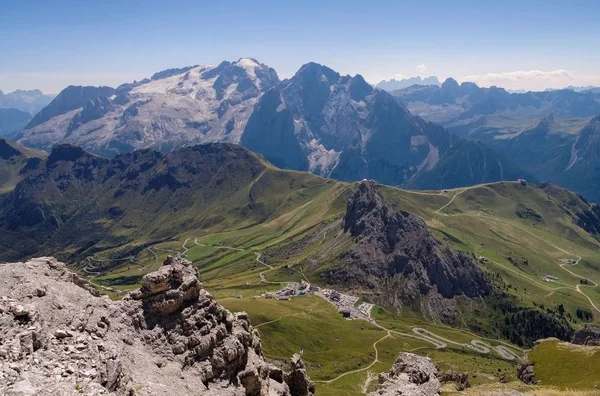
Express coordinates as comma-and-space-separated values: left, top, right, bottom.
529, 339, 600, 389
82, 179, 600, 394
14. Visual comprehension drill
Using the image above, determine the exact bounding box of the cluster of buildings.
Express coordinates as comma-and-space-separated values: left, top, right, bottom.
263, 280, 318, 301
318, 288, 373, 320
258, 280, 375, 321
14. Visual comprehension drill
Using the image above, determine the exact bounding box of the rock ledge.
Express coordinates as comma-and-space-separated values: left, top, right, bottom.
0, 256, 313, 395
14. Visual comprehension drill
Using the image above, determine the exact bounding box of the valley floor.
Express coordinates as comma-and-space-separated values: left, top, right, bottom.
79, 181, 600, 394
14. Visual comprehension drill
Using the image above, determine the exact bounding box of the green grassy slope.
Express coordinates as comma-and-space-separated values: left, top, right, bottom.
3, 142, 600, 393
528, 339, 600, 390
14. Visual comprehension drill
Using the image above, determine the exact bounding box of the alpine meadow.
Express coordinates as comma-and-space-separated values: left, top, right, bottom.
2, 1, 600, 395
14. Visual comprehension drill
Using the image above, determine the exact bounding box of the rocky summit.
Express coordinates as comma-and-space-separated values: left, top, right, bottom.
324, 180, 491, 323
368, 353, 441, 396
0, 256, 314, 395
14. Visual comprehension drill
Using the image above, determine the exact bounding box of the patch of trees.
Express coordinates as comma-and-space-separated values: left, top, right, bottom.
515, 204, 544, 223
495, 301, 573, 347
576, 308, 594, 321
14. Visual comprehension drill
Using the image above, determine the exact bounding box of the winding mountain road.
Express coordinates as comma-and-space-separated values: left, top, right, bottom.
183, 236, 520, 361
81, 186, 527, 371
435, 187, 600, 314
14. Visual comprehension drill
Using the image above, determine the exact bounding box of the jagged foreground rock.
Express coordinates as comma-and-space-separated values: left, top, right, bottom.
0, 257, 314, 395
368, 353, 441, 396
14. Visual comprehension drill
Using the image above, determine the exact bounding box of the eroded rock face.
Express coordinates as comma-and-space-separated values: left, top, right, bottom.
516, 362, 537, 385
571, 326, 600, 346
0, 256, 312, 395
284, 354, 315, 396
324, 180, 490, 323
368, 353, 441, 396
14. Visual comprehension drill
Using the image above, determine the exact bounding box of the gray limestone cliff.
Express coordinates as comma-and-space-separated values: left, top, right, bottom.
0, 256, 313, 395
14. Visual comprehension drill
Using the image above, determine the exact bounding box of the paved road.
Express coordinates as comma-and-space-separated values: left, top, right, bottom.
190, 237, 521, 362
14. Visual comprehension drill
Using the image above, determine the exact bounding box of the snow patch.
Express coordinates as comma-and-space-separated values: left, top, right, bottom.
416, 143, 439, 172
235, 58, 259, 79
305, 138, 341, 175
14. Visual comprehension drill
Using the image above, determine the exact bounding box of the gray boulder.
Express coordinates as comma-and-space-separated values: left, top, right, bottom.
0, 256, 310, 395
368, 352, 441, 396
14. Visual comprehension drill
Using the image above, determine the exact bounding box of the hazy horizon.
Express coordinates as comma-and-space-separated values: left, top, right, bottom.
2, 0, 599, 93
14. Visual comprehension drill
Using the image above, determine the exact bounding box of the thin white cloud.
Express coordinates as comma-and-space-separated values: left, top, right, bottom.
416, 64, 427, 76
462, 69, 600, 91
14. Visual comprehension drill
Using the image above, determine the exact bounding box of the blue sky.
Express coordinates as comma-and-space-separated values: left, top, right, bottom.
1, 0, 599, 93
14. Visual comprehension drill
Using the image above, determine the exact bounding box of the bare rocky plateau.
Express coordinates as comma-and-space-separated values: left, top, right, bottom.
0, 255, 450, 395
0, 256, 315, 395
367, 352, 441, 396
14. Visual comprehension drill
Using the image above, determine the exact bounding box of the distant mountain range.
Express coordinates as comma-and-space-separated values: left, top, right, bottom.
13, 59, 528, 191
12, 60, 600, 200
375, 76, 441, 91
391, 78, 600, 201
0, 108, 32, 137
550, 85, 600, 93
0, 89, 55, 115
0, 89, 56, 138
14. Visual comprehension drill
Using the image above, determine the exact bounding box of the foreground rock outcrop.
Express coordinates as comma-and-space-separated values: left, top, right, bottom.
0, 256, 313, 395
368, 353, 441, 396
571, 326, 600, 346
516, 362, 537, 385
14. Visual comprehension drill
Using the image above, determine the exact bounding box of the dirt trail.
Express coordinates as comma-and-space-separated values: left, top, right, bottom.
435, 188, 467, 214
435, 187, 600, 314
314, 332, 391, 384
254, 316, 284, 328
185, 237, 520, 361
192, 239, 296, 287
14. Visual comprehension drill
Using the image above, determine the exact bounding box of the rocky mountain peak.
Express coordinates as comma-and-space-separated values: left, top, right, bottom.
203, 58, 280, 93
326, 181, 491, 321
0, 256, 314, 395
294, 62, 340, 85
343, 180, 389, 236
130, 255, 202, 317
368, 353, 441, 395
441, 77, 460, 96
348, 74, 373, 101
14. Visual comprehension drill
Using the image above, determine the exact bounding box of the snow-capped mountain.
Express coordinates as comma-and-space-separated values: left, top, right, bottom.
242, 62, 524, 186
19, 58, 279, 156
17, 59, 526, 189
0, 89, 55, 116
